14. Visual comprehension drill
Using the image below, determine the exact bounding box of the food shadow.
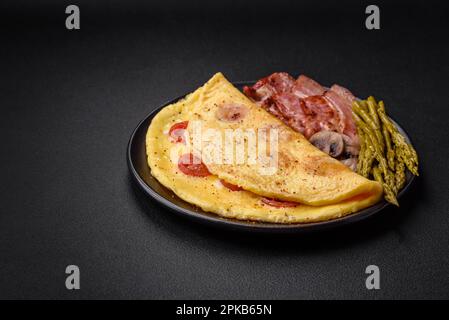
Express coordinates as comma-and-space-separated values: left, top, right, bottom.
128, 172, 422, 255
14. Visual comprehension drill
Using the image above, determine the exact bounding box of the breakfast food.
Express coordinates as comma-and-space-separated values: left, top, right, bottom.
144, 71, 418, 223
243, 73, 360, 172
145, 73, 384, 223
243, 73, 357, 140
243, 72, 419, 206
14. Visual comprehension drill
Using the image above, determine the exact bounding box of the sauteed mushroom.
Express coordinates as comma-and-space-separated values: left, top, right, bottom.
341, 157, 358, 171
215, 103, 249, 122
342, 134, 360, 157
309, 130, 344, 158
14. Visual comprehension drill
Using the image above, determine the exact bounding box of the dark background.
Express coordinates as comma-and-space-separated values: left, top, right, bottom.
1, 0, 448, 299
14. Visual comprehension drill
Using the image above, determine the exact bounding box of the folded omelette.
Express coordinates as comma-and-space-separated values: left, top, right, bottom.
146, 73, 383, 223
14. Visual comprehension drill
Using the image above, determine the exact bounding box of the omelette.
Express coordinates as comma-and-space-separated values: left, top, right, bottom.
146, 73, 383, 223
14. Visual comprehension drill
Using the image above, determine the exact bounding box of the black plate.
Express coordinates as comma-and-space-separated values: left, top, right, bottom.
127, 81, 415, 233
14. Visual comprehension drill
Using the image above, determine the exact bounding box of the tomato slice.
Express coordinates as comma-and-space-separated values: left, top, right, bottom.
178, 153, 211, 177
261, 197, 298, 208
220, 179, 242, 191
169, 121, 189, 143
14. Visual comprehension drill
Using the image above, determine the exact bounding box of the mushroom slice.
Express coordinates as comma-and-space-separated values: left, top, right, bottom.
342, 134, 360, 157
341, 157, 358, 171
215, 103, 249, 122
309, 130, 344, 158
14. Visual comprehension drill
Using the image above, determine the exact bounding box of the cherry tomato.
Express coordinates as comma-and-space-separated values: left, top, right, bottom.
169, 121, 189, 143
220, 179, 242, 191
178, 153, 211, 177
261, 197, 298, 208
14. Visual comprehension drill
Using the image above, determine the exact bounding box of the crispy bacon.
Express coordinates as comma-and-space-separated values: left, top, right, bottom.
243, 81, 274, 103
324, 90, 357, 138
274, 93, 310, 137
243, 72, 294, 104
274, 92, 305, 119
303, 95, 341, 135
292, 75, 326, 98
330, 84, 356, 106
264, 98, 288, 121
266, 72, 296, 93
243, 72, 359, 148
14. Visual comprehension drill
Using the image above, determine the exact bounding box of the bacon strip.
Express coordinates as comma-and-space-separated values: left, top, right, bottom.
324, 89, 356, 138
330, 84, 356, 106
292, 75, 326, 99
243, 72, 294, 104
243, 72, 359, 146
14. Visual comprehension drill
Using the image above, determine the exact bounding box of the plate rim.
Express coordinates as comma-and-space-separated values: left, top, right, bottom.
127, 81, 416, 233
